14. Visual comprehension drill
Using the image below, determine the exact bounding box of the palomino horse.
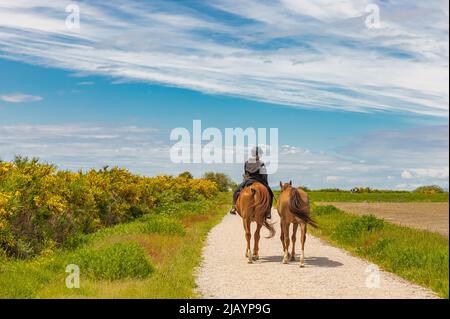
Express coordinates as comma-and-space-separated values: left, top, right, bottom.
277, 181, 317, 267
236, 182, 275, 263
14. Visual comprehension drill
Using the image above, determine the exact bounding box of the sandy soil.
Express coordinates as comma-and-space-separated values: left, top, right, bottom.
317, 202, 449, 237
195, 210, 437, 299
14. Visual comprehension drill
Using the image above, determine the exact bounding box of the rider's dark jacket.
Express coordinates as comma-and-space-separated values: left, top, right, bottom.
232, 158, 273, 205
244, 159, 269, 186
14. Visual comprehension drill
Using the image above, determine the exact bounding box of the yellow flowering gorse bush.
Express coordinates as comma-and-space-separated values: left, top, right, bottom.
0, 157, 219, 258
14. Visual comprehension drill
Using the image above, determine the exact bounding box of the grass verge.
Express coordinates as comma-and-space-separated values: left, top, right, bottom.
0, 192, 230, 298
308, 191, 449, 202
311, 205, 449, 298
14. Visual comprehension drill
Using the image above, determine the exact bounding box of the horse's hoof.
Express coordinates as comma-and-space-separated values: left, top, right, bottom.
299, 263, 305, 268
252, 255, 259, 261
290, 255, 296, 262
248, 259, 253, 264
283, 252, 289, 264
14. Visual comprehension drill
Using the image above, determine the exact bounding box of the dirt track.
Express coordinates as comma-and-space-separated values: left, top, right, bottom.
195, 209, 437, 299
317, 202, 449, 237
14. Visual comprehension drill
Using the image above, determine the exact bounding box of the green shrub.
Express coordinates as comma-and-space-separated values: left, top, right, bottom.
70, 243, 154, 281
202, 172, 236, 192
414, 185, 445, 194
63, 234, 88, 250
351, 187, 373, 193
178, 171, 193, 179
0, 157, 218, 258
333, 215, 384, 244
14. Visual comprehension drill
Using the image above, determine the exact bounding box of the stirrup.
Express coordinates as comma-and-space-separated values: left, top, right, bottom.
229, 207, 237, 215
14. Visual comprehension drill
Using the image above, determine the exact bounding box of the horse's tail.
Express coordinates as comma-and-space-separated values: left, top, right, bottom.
251, 186, 276, 239
289, 188, 318, 228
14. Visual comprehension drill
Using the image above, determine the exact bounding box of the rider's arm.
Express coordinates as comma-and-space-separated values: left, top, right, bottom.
259, 162, 268, 184
243, 161, 250, 179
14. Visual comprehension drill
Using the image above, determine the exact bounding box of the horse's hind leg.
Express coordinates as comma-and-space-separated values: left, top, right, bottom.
280, 220, 286, 253
299, 223, 307, 267
290, 223, 298, 261
282, 221, 290, 264
243, 219, 252, 263
252, 223, 263, 261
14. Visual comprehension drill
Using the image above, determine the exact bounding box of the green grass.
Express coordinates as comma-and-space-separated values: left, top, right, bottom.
141, 215, 186, 236
272, 190, 449, 203
3, 189, 446, 299
71, 243, 154, 281
0, 193, 230, 299
311, 205, 449, 298
306, 191, 448, 202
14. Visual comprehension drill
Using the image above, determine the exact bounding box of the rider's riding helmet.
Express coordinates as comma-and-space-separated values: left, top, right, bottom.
251, 146, 264, 159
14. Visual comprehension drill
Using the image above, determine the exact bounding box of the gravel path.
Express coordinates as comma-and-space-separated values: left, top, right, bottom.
196, 209, 437, 299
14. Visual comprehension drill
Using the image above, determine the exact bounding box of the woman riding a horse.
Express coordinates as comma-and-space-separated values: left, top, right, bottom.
229, 146, 274, 218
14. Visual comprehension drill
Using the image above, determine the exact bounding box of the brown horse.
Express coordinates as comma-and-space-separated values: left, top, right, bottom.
277, 181, 317, 267
236, 182, 275, 263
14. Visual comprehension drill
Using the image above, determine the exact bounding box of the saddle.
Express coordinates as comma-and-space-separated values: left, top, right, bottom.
242, 178, 273, 198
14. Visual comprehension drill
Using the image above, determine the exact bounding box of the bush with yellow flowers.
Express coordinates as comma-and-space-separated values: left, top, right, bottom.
0, 157, 219, 258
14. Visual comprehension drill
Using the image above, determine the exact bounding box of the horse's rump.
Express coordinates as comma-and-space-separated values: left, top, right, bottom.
238, 183, 275, 238
289, 188, 318, 228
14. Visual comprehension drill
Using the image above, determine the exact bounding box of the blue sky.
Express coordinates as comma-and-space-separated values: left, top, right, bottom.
0, 0, 448, 189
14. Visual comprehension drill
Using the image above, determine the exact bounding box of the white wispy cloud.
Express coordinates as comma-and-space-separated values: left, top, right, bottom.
0, 124, 168, 173
1, 123, 448, 190
0, 93, 42, 103
401, 168, 449, 179
0, 0, 448, 116
326, 176, 342, 183
77, 81, 94, 86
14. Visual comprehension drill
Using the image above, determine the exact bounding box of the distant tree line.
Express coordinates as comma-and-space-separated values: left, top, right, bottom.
302, 186, 447, 193
179, 171, 238, 192
178, 171, 448, 194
